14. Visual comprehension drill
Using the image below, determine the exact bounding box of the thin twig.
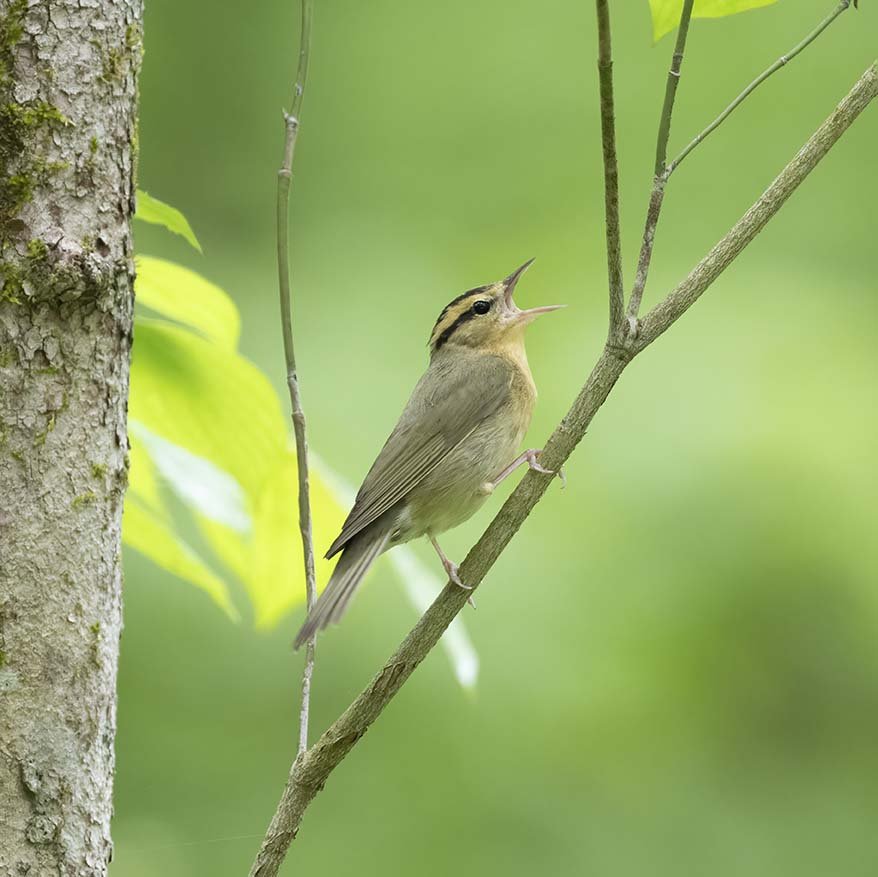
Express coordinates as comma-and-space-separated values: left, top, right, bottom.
668, 0, 854, 176
637, 61, 877, 349
248, 60, 878, 876
276, 0, 316, 759
250, 4, 315, 872
595, 0, 625, 338
627, 0, 695, 324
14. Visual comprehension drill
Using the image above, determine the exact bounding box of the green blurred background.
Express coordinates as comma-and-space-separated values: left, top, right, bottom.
117, 1, 877, 874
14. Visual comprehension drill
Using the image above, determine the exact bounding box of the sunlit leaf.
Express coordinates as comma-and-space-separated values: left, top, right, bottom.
229, 449, 347, 629
129, 315, 348, 623
130, 420, 251, 534
130, 318, 285, 499
135, 190, 203, 253
135, 256, 240, 350
125, 433, 238, 619
649, 0, 778, 42
123, 500, 239, 620
128, 429, 163, 512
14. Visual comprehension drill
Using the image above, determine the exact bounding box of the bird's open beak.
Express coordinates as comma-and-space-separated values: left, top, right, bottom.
502, 258, 565, 322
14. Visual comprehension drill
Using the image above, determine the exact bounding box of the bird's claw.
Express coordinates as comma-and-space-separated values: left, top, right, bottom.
526, 449, 567, 489
445, 560, 476, 608
446, 561, 471, 590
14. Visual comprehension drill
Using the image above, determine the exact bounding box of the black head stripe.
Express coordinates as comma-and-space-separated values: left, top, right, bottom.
434, 308, 478, 352
433, 284, 491, 328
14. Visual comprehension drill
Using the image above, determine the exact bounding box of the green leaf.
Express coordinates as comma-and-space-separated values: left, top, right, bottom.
124, 432, 239, 619
130, 420, 251, 534
128, 314, 349, 623
192, 449, 347, 628
649, 0, 778, 42
135, 190, 203, 253
135, 256, 240, 350
123, 497, 240, 620
130, 318, 286, 499
246, 450, 348, 628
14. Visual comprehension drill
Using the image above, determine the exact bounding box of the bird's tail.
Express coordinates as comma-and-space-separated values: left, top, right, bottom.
293, 521, 393, 649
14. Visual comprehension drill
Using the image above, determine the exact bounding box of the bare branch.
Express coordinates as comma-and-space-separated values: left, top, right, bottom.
248, 61, 877, 874
250, 4, 316, 873
668, 0, 854, 176
595, 0, 625, 337
637, 61, 877, 350
276, 0, 316, 756
627, 0, 695, 322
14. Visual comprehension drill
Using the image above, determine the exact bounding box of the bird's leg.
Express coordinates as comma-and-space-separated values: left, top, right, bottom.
429, 535, 476, 608
480, 448, 566, 495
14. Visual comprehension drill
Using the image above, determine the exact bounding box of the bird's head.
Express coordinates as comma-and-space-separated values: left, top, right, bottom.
428, 259, 563, 358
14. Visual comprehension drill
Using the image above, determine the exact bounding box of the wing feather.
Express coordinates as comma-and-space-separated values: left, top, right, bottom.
325, 354, 513, 558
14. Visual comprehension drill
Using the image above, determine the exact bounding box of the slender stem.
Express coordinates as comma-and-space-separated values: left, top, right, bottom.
668, 0, 854, 176
626, 179, 666, 322
627, 0, 695, 322
595, 0, 625, 338
276, 0, 316, 759
248, 60, 878, 877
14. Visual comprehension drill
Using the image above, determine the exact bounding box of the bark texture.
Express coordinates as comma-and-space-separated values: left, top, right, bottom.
0, 0, 141, 873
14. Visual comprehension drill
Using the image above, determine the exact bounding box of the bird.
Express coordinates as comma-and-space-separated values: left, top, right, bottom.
294, 259, 562, 648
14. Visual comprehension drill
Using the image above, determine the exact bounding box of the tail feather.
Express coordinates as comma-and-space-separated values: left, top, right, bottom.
294, 522, 392, 649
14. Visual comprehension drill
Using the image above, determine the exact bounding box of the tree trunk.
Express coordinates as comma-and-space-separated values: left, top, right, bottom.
0, 0, 141, 873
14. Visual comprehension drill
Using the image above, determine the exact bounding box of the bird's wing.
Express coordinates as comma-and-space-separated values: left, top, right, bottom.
325, 354, 513, 558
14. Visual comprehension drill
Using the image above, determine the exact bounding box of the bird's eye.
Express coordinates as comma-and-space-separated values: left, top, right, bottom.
472, 300, 491, 315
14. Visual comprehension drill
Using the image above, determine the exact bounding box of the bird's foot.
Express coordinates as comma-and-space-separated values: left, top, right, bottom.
443, 558, 476, 608
489, 448, 566, 490
444, 558, 469, 589
525, 448, 567, 489
429, 535, 475, 607
524, 448, 553, 475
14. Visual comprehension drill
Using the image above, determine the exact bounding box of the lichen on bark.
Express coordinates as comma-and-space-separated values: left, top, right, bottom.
0, 0, 143, 874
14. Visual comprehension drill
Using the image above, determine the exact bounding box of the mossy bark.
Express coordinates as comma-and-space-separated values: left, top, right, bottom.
0, 0, 141, 873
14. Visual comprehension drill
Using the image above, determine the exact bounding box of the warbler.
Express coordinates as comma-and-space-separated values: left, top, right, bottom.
294, 259, 562, 648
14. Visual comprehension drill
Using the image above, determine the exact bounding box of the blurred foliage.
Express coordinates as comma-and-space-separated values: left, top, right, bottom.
127, 228, 349, 627
649, 0, 778, 42
114, 1, 877, 875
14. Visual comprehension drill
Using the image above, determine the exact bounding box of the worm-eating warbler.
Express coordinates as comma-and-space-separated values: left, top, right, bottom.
294, 259, 561, 648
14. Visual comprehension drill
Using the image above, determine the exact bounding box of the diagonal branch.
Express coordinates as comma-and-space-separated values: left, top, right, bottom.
668, 0, 855, 176
248, 61, 878, 876
595, 0, 625, 338
627, 0, 696, 322
276, 0, 317, 759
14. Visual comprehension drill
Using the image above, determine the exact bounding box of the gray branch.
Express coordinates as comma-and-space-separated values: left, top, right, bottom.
275, 0, 317, 760
595, 0, 625, 338
248, 59, 878, 876
627, 0, 695, 322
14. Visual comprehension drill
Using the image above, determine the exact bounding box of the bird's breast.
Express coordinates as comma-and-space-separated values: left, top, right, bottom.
397, 363, 536, 542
